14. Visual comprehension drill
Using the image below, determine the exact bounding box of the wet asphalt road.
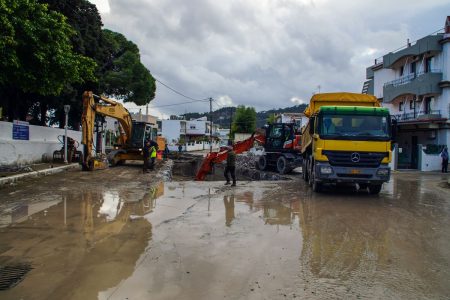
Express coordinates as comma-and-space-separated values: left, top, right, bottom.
0, 165, 449, 300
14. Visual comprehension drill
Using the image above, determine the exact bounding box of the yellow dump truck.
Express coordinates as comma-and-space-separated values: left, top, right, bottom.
301, 92, 395, 194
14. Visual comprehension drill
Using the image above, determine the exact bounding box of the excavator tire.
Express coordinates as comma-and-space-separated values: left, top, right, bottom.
276, 156, 289, 174
257, 155, 267, 171
107, 149, 126, 167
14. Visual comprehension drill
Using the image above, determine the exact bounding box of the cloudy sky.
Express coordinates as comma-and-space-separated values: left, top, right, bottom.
89, 0, 450, 118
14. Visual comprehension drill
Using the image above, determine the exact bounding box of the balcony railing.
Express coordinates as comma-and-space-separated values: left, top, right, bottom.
393, 110, 441, 122
384, 70, 441, 88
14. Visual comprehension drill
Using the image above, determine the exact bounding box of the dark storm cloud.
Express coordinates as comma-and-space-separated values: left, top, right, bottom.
97, 0, 450, 116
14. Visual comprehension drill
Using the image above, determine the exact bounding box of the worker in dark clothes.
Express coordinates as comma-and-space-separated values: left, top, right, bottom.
143, 140, 151, 173
224, 145, 236, 186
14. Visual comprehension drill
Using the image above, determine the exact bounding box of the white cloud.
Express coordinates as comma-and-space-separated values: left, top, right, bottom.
96, 0, 450, 117
88, 0, 110, 13
290, 97, 306, 105
215, 95, 235, 108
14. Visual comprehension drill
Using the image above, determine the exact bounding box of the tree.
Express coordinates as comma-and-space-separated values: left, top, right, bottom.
231, 105, 256, 137
0, 0, 96, 121
267, 113, 276, 124
100, 29, 156, 105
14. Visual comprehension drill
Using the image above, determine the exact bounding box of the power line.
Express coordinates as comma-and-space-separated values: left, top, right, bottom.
154, 76, 208, 102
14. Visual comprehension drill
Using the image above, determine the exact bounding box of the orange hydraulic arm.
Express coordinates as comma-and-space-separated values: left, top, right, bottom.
195, 134, 265, 181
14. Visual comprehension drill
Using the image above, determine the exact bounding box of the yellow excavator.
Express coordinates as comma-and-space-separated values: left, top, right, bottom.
81, 91, 165, 171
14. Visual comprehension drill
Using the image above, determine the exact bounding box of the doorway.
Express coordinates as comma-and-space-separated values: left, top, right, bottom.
411, 136, 418, 169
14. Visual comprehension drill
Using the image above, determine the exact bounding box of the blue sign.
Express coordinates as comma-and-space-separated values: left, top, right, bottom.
12, 124, 29, 140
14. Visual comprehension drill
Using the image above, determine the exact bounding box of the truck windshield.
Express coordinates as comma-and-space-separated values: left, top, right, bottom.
319, 114, 390, 141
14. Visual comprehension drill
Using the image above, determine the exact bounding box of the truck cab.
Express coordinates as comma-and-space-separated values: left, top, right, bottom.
302, 103, 393, 194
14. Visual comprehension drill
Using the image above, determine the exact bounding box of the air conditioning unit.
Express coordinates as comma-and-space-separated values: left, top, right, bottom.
428, 130, 436, 140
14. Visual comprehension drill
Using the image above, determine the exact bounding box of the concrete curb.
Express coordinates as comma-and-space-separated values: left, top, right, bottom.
0, 163, 79, 186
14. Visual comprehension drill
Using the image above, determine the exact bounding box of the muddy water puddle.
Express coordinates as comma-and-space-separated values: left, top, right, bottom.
0, 174, 449, 299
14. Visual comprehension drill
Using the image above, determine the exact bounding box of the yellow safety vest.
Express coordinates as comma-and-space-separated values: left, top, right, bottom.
150, 146, 157, 158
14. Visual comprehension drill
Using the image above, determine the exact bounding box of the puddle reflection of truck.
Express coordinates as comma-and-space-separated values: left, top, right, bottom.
301, 93, 396, 194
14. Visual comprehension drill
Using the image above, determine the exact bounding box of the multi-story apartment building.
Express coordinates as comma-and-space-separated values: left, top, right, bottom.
363, 16, 450, 170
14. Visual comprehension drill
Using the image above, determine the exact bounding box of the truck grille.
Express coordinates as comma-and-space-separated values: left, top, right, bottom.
322, 151, 387, 168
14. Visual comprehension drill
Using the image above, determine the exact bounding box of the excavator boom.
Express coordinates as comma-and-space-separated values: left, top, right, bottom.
195, 134, 265, 181
81, 91, 133, 170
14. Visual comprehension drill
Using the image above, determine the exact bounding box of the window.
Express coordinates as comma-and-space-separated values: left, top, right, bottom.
425, 57, 433, 73
400, 66, 404, 76
409, 100, 414, 110
399, 102, 404, 111
410, 62, 416, 75
424, 97, 433, 114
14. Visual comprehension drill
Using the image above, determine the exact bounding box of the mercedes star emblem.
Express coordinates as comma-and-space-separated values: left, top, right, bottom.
351, 152, 360, 163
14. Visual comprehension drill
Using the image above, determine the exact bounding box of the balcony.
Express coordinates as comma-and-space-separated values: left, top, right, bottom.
393, 110, 442, 123
383, 71, 442, 103
383, 34, 443, 68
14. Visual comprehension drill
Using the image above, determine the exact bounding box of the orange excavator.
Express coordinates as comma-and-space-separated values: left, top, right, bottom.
195, 122, 302, 180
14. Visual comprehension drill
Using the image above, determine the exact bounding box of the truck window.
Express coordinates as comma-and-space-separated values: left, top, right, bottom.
319, 114, 390, 140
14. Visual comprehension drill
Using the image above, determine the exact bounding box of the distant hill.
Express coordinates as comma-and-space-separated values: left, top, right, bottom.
179, 104, 307, 129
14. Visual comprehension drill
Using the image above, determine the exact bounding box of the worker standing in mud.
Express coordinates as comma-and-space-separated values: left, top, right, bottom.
224, 145, 236, 186
143, 140, 151, 173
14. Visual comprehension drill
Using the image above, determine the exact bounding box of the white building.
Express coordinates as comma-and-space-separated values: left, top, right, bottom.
364, 16, 450, 170
161, 117, 220, 151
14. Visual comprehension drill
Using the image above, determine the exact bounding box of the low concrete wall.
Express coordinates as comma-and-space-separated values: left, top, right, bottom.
418, 145, 442, 171
167, 141, 219, 152
0, 121, 83, 166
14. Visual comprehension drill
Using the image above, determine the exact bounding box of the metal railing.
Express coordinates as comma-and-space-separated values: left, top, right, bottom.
384, 69, 442, 87
394, 110, 441, 121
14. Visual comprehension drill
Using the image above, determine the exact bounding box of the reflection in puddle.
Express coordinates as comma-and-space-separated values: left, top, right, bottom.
100, 190, 122, 222
0, 183, 165, 300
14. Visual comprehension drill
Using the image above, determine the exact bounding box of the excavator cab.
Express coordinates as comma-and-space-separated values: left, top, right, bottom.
129, 121, 154, 149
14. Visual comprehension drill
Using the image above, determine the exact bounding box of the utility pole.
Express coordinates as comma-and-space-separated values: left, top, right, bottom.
229, 106, 233, 146
209, 97, 213, 153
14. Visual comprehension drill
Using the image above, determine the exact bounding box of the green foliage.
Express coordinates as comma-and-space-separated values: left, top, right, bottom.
267, 113, 276, 124
231, 105, 256, 136
0, 0, 96, 95
100, 29, 156, 105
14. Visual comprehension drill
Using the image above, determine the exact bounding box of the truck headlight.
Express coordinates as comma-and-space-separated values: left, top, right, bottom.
376, 169, 389, 176
320, 166, 333, 174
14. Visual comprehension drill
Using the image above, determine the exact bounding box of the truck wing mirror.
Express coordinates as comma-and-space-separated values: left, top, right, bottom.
391, 119, 398, 142
309, 117, 315, 134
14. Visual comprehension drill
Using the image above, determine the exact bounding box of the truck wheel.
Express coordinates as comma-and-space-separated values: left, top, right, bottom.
308, 156, 314, 187
368, 184, 382, 195
257, 155, 267, 171
277, 156, 289, 174
302, 158, 309, 181
308, 159, 322, 192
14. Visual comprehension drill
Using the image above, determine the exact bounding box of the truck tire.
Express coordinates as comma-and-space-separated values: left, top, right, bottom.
302, 158, 309, 181
368, 184, 382, 195
277, 156, 289, 174
257, 155, 267, 171
308, 157, 322, 192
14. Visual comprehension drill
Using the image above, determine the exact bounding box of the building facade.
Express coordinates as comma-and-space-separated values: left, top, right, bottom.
161, 117, 220, 151
364, 17, 450, 170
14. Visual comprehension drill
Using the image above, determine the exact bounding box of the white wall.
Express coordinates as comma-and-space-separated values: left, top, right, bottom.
161, 120, 182, 144
0, 121, 83, 166
373, 68, 395, 99
186, 119, 207, 135
419, 148, 442, 171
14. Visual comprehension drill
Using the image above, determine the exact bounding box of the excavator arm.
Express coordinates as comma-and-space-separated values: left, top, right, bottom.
195, 134, 265, 181
81, 91, 133, 170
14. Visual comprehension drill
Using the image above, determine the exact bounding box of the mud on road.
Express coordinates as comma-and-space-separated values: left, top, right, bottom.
0, 162, 450, 299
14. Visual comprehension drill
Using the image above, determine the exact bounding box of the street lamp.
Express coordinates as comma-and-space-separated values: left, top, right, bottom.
63, 105, 71, 163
